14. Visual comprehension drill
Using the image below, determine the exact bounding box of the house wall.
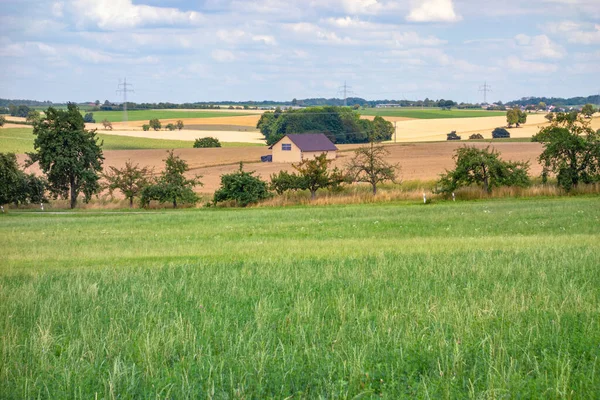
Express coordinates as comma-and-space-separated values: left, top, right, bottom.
272, 136, 302, 163
302, 151, 337, 161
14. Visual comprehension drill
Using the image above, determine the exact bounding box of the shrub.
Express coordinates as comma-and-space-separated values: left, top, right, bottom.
213, 163, 270, 207
149, 119, 161, 131
492, 127, 510, 139
176, 120, 184, 130
469, 133, 484, 140
194, 137, 221, 148
83, 112, 95, 123
446, 131, 461, 141
165, 123, 176, 131
0, 115, 5, 127
142, 124, 150, 131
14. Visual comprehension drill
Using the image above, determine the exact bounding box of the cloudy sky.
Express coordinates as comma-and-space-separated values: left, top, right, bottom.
0, 0, 599, 103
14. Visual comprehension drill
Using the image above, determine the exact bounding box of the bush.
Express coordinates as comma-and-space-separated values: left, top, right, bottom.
149, 119, 161, 131
446, 131, 461, 141
83, 113, 95, 123
213, 163, 270, 207
469, 133, 484, 140
270, 170, 305, 195
165, 123, 176, 131
492, 127, 510, 139
142, 124, 150, 131
194, 137, 221, 148
0, 115, 5, 127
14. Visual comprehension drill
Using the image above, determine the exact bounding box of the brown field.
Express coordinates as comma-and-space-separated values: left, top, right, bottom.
95, 128, 265, 144
19, 142, 543, 195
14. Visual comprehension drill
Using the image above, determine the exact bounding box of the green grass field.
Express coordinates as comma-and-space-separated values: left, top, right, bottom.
360, 108, 506, 119
84, 110, 252, 122
0, 128, 261, 153
1, 198, 599, 398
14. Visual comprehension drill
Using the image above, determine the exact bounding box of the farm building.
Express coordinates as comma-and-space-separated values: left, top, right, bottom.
270, 134, 338, 163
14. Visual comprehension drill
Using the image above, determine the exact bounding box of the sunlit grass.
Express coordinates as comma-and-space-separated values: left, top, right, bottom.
1, 197, 599, 398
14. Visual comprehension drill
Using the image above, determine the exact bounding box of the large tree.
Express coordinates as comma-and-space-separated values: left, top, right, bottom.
104, 161, 152, 208
28, 103, 104, 209
0, 152, 46, 208
532, 112, 600, 190
436, 146, 530, 195
506, 108, 527, 128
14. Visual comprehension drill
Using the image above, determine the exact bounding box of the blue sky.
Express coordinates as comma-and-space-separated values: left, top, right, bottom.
0, 0, 598, 103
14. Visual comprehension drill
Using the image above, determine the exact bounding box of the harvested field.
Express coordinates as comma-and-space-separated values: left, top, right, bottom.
96, 128, 265, 144
87, 115, 263, 131
183, 124, 259, 132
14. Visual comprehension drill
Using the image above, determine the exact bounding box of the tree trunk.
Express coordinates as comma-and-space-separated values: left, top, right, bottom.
173, 198, 177, 208
372, 182, 377, 195
310, 190, 316, 200
70, 175, 77, 209
129, 197, 134, 208
482, 164, 489, 194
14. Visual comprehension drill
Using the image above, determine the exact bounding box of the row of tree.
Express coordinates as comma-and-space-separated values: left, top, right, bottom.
256, 106, 394, 145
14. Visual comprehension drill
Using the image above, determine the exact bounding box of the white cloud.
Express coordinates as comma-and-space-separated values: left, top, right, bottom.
506, 56, 558, 73
70, 0, 203, 30
52, 2, 65, 17
545, 21, 600, 45
514, 34, 565, 60
252, 35, 277, 46
406, 0, 461, 22
211, 49, 236, 62
338, 0, 382, 14
392, 31, 446, 47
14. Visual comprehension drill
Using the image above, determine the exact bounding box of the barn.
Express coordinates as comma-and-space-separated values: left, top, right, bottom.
270, 134, 338, 163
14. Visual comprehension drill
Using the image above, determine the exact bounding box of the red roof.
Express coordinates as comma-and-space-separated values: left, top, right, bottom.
271, 134, 337, 151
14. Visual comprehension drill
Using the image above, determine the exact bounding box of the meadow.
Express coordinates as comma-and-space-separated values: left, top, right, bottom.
81, 110, 252, 123
360, 108, 507, 119
0, 127, 260, 153
1, 197, 599, 398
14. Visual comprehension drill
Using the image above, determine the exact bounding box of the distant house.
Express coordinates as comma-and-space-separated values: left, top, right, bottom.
270, 134, 338, 163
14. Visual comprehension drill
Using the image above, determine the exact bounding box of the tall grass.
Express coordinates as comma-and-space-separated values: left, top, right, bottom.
1, 198, 599, 398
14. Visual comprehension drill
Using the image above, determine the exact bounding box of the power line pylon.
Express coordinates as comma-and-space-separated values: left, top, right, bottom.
337, 81, 354, 107
116, 78, 135, 124
479, 81, 492, 104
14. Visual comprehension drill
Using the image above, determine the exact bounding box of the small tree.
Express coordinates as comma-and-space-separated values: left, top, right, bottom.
581, 104, 597, 119
176, 120, 184, 130
142, 124, 150, 131
270, 170, 305, 195
293, 153, 346, 199
102, 119, 113, 130
26, 110, 41, 124
545, 113, 555, 122
346, 141, 399, 195
469, 133, 484, 140
103, 161, 152, 208
28, 104, 104, 209
193, 137, 221, 148
83, 113, 96, 123
507, 108, 527, 127
436, 146, 530, 195
149, 119, 161, 131
213, 163, 270, 207
0, 115, 5, 127
1, 152, 47, 208
165, 123, 176, 131
538, 102, 547, 111
532, 112, 600, 191
140, 150, 201, 208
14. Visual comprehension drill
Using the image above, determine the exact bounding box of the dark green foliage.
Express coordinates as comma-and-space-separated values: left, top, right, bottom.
193, 137, 221, 148
270, 170, 306, 195
83, 113, 95, 123
142, 124, 150, 131
532, 113, 600, 191
506, 108, 527, 127
140, 150, 201, 208
0, 115, 5, 127
581, 104, 597, 118
0, 152, 47, 207
436, 146, 530, 195
492, 128, 510, 139
27, 103, 104, 209
9, 104, 31, 118
256, 106, 393, 145
446, 131, 461, 140
213, 163, 270, 207
104, 161, 152, 208
26, 110, 41, 124
165, 123, 176, 131
544, 113, 554, 122
176, 120, 184, 130
469, 133, 484, 140
149, 119, 161, 131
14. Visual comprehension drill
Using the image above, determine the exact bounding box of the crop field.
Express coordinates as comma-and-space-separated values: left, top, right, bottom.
0, 127, 261, 153
83, 110, 253, 123
360, 108, 506, 119
1, 197, 599, 398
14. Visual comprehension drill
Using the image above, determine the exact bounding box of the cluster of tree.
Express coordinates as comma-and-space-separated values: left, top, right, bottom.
469, 133, 484, 140
9, 105, 32, 118
83, 113, 95, 123
506, 108, 527, 128
144, 119, 184, 131
506, 95, 600, 108
0, 153, 47, 208
0, 99, 54, 109
256, 106, 394, 145
194, 137, 221, 148
492, 128, 510, 138
581, 104, 597, 118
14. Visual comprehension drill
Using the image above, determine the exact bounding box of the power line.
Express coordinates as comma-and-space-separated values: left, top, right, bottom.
116, 78, 135, 124
337, 81, 354, 107
478, 81, 492, 104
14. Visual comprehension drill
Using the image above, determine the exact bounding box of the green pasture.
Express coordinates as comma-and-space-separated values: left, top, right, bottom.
82, 110, 252, 122
0, 127, 261, 153
1, 197, 599, 398
360, 108, 506, 119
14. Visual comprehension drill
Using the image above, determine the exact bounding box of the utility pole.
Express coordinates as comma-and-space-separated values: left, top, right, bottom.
479, 81, 492, 104
116, 78, 134, 124
337, 81, 354, 107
